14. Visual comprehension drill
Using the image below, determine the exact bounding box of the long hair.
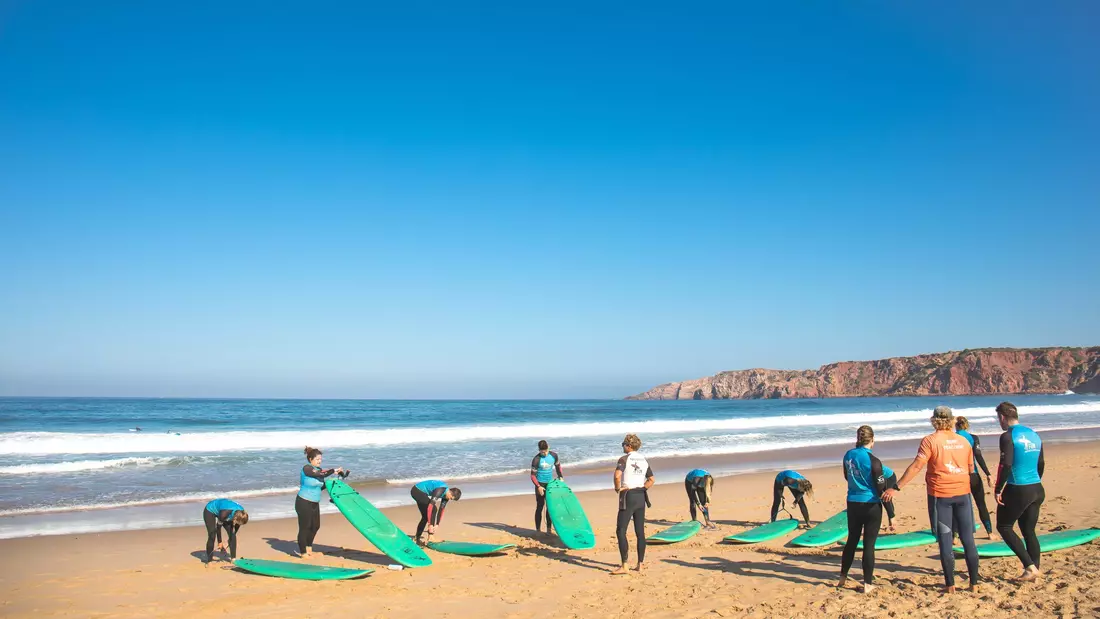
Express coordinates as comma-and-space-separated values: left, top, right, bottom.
956, 416, 970, 431
855, 425, 874, 447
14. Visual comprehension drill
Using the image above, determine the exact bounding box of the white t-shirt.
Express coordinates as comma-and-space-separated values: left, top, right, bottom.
617, 452, 653, 489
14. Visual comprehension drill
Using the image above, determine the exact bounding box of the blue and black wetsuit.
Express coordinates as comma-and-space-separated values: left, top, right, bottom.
411, 480, 450, 541
840, 446, 887, 584
881, 463, 899, 522
995, 424, 1045, 569
684, 469, 712, 522
530, 451, 563, 532
770, 470, 810, 525
203, 498, 243, 562
957, 428, 994, 534
296, 465, 335, 553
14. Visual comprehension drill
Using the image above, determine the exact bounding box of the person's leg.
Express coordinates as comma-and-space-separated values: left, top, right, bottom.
634, 495, 647, 566
862, 503, 883, 587
614, 503, 631, 569
1020, 485, 1045, 570
543, 483, 553, 533
295, 495, 312, 554
996, 485, 1032, 570
929, 495, 956, 589
686, 481, 698, 521
769, 480, 783, 522
794, 491, 810, 525
839, 502, 864, 585
970, 473, 993, 535
535, 487, 546, 531
953, 495, 979, 589
203, 509, 218, 561
307, 500, 321, 548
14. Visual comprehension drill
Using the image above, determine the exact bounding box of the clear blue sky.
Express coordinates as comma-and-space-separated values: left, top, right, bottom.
1, 2, 1098, 398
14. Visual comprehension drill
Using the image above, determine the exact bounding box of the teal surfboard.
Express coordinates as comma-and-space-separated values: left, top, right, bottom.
234, 558, 373, 580
955, 528, 1100, 557
325, 478, 432, 568
427, 541, 516, 556
725, 519, 800, 544
544, 479, 596, 549
647, 520, 702, 544
790, 510, 848, 547
859, 522, 981, 550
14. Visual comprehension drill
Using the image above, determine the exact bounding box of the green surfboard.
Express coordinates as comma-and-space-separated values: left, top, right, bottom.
427, 541, 517, 556
725, 519, 800, 544
544, 479, 596, 549
954, 528, 1100, 557
647, 520, 702, 544
234, 558, 373, 580
790, 510, 848, 547
859, 522, 981, 550
325, 478, 432, 568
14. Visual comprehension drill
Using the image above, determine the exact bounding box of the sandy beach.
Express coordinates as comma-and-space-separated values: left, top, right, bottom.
3, 440, 1099, 619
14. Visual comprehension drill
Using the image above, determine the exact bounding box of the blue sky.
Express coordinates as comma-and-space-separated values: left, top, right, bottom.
1, 2, 1098, 398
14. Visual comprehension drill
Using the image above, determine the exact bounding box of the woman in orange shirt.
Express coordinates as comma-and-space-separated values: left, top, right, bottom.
883, 406, 981, 593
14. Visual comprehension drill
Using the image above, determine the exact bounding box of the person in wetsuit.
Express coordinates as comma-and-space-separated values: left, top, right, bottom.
684, 468, 715, 529
883, 405, 980, 593
956, 416, 998, 539
202, 498, 249, 563
838, 425, 888, 593
993, 401, 1045, 581
881, 462, 900, 532
612, 433, 654, 575
530, 440, 564, 535
297, 446, 344, 558
770, 470, 813, 527
412, 480, 462, 545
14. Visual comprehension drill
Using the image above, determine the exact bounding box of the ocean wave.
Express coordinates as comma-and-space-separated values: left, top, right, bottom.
1, 402, 1098, 455
0, 456, 206, 475
0, 486, 300, 517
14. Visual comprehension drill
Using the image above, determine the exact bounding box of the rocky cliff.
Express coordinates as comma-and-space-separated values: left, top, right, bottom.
627, 347, 1100, 400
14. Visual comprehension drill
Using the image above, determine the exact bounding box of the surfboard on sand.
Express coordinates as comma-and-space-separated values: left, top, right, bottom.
325, 478, 432, 568
234, 558, 372, 580
647, 520, 702, 544
725, 519, 800, 544
859, 522, 981, 550
544, 479, 596, 549
790, 511, 848, 547
427, 541, 516, 556
955, 528, 1100, 557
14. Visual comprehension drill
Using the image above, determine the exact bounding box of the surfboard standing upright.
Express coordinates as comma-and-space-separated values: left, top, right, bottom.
544, 479, 596, 549
325, 478, 433, 567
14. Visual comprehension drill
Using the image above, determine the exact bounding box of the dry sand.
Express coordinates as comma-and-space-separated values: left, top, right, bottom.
3, 441, 1099, 618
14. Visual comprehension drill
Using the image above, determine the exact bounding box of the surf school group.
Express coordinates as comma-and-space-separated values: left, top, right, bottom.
209, 400, 1085, 590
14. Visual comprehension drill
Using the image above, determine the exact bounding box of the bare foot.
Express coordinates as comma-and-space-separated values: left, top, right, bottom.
945, 586, 957, 594
887, 526, 896, 533
633, 563, 645, 573
1018, 566, 1040, 582
989, 532, 1000, 541
610, 565, 629, 576
836, 577, 848, 589
862, 583, 875, 594
969, 584, 980, 593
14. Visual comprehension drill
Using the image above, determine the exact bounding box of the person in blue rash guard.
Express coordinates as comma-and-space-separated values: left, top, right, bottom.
684, 469, 716, 529
881, 462, 900, 532
956, 416, 998, 539
531, 440, 564, 535
770, 470, 813, 527
202, 498, 248, 563
993, 401, 1045, 581
837, 426, 888, 593
297, 446, 344, 558
412, 480, 462, 545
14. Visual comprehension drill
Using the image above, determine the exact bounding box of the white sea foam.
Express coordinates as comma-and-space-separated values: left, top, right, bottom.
0, 485, 301, 517
2, 402, 1097, 455
0, 456, 200, 475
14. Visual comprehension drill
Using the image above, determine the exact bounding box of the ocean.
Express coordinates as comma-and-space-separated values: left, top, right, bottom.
2, 394, 1099, 539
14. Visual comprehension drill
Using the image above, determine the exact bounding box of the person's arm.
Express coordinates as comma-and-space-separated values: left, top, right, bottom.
553, 452, 564, 480
797, 494, 810, 525
614, 456, 627, 492
973, 435, 992, 478
227, 523, 238, 559
429, 488, 447, 526
1037, 444, 1045, 479
995, 431, 1013, 495
881, 441, 928, 502
643, 465, 655, 490
302, 465, 335, 480
530, 455, 541, 488
870, 455, 887, 498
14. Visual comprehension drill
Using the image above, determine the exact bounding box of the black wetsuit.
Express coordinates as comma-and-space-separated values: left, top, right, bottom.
995, 425, 1046, 569
412, 481, 450, 541
615, 453, 653, 564
531, 451, 563, 533
296, 465, 335, 554
202, 499, 243, 562
959, 429, 994, 533
770, 471, 810, 526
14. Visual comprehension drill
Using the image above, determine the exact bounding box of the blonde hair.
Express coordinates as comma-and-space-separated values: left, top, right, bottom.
233, 511, 249, 526
955, 416, 970, 431
932, 416, 954, 431
623, 433, 642, 451
797, 479, 814, 500
855, 425, 874, 447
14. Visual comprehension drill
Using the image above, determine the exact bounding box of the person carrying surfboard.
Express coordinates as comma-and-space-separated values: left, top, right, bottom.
297, 446, 345, 558
883, 405, 981, 593
770, 470, 813, 528
837, 425, 889, 593
993, 401, 1045, 582
956, 416, 998, 540
412, 480, 462, 545
611, 433, 654, 575
531, 440, 564, 535
202, 498, 248, 563
684, 469, 716, 529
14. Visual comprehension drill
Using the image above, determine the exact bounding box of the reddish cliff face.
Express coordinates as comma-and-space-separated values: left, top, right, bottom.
627, 347, 1100, 400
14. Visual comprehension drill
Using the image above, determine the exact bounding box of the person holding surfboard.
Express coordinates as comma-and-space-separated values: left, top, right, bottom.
202, 498, 248, 563
412, 480, 462, 545
837, 425, 888, 593
612, 433, 654, 575
531, 440, 564, 535
883, 405, 981, 593
770, 470, 813, 528
956, 416, 998, 539
993, 401, 1045, 582
297, 446, 345, 558
684, 469, 716, 529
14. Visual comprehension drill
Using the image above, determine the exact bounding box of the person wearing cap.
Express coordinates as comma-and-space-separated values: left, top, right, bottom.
883, 405, 981, 593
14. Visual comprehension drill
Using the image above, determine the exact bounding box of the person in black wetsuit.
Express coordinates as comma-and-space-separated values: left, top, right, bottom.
202, 498, 249, 563
956, 416, 998, 539
838, 425, 889, 593
770, 470, 813, 528
297, 446, 345, 558
411, 480, 462, 545
530, 440, 564, 535
611, 433, 654, 575
993, 401, 1046, 581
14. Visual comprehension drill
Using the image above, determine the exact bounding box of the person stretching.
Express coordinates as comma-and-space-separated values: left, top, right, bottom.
611, 433, 654, 575
994, 401, 1045, 581
684, 468, 716, 529
956, 416, 998, 539
412, 480, 462, 545
203, 498, 248, 563
770, 470, 813, 527
838, 425, 888, 593
530, 440, 564, 535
